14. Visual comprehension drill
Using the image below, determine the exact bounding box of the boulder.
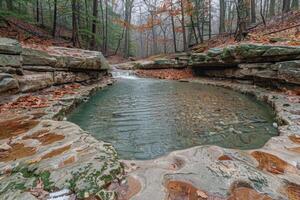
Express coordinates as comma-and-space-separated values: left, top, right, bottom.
22, 48, 57, 66
0, 54, 22, 68
0, 73, 19, 94
18, 71, 54, 92
48, 47, 110, 70
0, 38, 22, 55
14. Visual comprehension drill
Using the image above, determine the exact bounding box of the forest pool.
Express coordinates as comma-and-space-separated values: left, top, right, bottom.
68, 78, 277, 160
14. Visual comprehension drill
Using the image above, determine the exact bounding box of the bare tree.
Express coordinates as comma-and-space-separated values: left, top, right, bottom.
90, 0, 98, 50
282, 0, 291, 13
219, 0, 226, 33
52, 0, 57, 37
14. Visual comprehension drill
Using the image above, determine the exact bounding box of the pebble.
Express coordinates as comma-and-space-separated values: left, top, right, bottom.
273, 122, 278, 128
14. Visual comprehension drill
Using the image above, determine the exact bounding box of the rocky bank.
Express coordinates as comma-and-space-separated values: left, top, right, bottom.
0, 37, 123, 200
115, 43, 300, 200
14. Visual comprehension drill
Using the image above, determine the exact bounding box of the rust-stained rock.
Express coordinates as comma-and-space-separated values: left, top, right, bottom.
286, 147, 300, 154
41, 145, 71, 160
289, 135, 300, 144
23, 129, 65, 146
218, 155, 232, 161
59, 155, 76, 167
285, 182, 300, 200
228, 187, 272, 200
0, 117, 39, 140
0, 143, 36, 162
165, 180, 223, 200
251, 151, 295, 174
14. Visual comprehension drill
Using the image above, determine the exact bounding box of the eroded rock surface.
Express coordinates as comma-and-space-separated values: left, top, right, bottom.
0, 37, 110, 96
121, 78, 300, 200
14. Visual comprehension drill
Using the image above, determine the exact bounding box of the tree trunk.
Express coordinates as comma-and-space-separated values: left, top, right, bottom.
282, 0, 291, 13
72, 0, 80, 47
292, 0, 299, 9
99, 0, 105, 52
269, 0, 275, 16
180, 0, 187, 51
5, 0, 13, 10
250, 0, 256, 23
170, 0, 177, 52
52, 0, 57, 37
40, 1, 44, 26
90, 0, 98, 50
235, 0, 248, 41
208, 0, 212, 39
219, 0, 226, 33
36, 0, 40, 24
123, 0, 133, 58
104, 0, 108, 54
190, 16, 198, 44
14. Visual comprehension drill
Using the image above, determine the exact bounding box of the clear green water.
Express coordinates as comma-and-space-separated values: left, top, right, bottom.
68, 78, 277, 160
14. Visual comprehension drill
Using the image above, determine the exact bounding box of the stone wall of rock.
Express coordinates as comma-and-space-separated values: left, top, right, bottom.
0, 37, 110, 96
134, 43, 300, 87
188, 44, 300, 86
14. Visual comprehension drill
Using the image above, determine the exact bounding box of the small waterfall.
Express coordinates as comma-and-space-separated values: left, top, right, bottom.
111, 69, 139, 79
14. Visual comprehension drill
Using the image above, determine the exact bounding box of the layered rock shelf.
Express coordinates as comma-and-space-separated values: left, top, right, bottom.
122, 78, 300, 200
134, 43, 300, 87
0, 37, 109, 96
0, 37, 123, 199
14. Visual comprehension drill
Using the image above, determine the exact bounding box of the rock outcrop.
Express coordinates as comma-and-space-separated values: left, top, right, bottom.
134, 43, 300, 87
0, 37, 110, 96
123, 78, 300, 200
0, 37, 121, 199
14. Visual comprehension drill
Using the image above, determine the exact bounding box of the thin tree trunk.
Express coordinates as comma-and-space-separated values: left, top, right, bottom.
219, 0, 226, 33
52, 0, 57, 37
105, 0, 109, 54
72, 0, 80, 47
208, 0, 212, 39
36, 0, 40, 24
260, 0, 266, 26
282, 0, 291, 13
190, 16, 198, 44
292, 0, 299, 9
40, 1, 44, 26
235, 0, 248, 41
180, 0, 187, 51
170, 0, 177, 52
90, 0, 98, 50
269, 0, 275, 16
250, 0, 256, 23
6, 0, 13, 10
99, 0, 105, 52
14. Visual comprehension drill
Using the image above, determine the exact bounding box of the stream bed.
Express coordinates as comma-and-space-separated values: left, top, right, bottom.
68, 76, 277, 160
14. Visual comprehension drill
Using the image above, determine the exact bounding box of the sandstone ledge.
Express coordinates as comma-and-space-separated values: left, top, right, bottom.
0, 77, 124, 200
122, 78, 300, 200
133, 43, 300, 87
0, 37, 110, 96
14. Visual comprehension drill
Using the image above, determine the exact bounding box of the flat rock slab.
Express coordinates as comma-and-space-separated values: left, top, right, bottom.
0, 78, 121, 200
0, 37, 22, 55
123, 78, 300, 200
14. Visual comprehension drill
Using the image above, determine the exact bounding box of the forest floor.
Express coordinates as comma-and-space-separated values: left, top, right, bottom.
0, 10, 299, 65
